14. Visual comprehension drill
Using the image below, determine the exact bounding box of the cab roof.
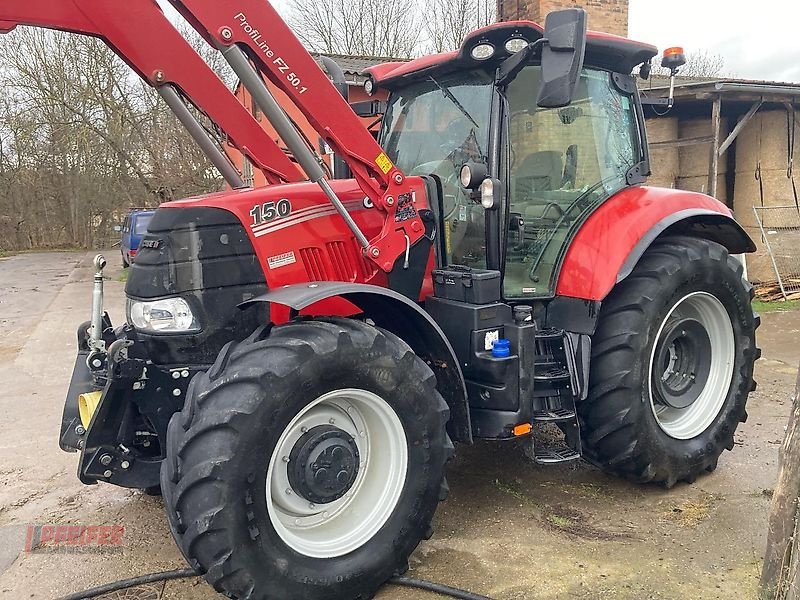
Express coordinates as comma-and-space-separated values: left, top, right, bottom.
364, 20, 658, 88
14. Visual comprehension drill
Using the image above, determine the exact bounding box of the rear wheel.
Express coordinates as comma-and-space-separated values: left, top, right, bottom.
121, 251, 129, 268
579, 236, 759, 487
161, 318, 452, 600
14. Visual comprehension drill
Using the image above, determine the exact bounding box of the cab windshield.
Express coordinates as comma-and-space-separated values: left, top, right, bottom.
380, 71, 494, 265
380, 70, 493, 174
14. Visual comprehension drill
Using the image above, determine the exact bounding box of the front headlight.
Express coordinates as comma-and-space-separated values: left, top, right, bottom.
127, 297, 199, 333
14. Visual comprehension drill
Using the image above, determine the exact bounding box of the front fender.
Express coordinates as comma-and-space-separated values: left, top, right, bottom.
555, 186, 755, 301
240, 282, 472, 443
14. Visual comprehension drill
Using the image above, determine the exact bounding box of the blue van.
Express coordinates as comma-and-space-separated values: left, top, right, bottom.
120, 209, 155, 267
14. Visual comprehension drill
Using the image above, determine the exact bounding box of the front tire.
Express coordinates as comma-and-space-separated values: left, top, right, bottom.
579, 236, 759, 487
161, 318, 452, 600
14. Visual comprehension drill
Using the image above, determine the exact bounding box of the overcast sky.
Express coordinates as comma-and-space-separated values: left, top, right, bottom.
165, 0, 800, 83
627, 1, 797, 82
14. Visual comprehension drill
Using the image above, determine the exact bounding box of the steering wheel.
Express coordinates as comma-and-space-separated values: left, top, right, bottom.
411, 160, 463, 220
437, 118, 467, 154
411, 160, 470, 251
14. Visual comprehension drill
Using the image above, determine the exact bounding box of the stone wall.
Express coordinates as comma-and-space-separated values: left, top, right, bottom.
497, 0, 629, 37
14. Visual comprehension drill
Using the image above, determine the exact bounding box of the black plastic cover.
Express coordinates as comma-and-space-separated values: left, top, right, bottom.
126, 206, 267, 365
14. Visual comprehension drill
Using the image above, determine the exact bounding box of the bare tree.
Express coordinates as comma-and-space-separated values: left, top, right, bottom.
0, 26, 223, 251
651, 49, 727, 78
287, 0, 422, 58
423, 0, 495, 53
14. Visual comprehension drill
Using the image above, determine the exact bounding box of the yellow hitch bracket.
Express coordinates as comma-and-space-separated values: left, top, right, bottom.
78, 391, 103, 429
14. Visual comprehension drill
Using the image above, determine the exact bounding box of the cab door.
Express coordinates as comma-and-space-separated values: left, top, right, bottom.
501, 66, 643, 299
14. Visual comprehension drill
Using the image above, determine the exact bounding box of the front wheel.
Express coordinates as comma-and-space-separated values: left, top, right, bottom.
579, 236, 759, 487
161, 318, 452, 600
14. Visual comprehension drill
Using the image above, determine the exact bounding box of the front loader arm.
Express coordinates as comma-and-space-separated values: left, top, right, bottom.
0, 0, 303, 185
170, 0, 429, 271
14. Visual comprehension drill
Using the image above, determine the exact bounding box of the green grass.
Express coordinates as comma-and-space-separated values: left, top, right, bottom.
752, 299, 800, 313
117, 269, 129, 282
546, 514, 575, 528
0, 250, 14, 259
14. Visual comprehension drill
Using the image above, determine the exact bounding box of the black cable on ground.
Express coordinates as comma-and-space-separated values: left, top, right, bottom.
390, 576, 492, 600
57, 568, 197, 600
55, 568, 494, 600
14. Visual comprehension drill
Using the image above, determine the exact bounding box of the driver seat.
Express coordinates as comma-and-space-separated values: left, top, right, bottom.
514, 150, 563, 196
513, 151, 566, 221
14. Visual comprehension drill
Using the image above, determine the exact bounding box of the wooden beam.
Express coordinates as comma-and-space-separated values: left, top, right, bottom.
761, 364, 800, 598
649, 135, 714, 149
708, 97, 722, 198
718, 101, 762, 157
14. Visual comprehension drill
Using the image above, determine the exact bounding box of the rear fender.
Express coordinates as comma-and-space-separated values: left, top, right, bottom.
555, 187, 755, 301
240, 282, 472, 443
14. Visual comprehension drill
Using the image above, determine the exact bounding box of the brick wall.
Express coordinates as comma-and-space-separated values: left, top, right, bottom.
497, 0, 629, 38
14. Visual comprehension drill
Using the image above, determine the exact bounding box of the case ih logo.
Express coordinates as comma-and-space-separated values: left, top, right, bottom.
24, 524, 125, 554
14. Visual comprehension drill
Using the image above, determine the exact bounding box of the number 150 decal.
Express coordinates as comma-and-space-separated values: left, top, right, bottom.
249, 199, 292, 227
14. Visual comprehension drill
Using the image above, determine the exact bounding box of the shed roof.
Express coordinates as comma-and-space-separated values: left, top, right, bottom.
317, 53, 408, 77
641, 75, 800, 103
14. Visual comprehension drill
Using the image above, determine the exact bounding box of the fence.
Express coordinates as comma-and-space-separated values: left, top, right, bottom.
753, 206, 800, 299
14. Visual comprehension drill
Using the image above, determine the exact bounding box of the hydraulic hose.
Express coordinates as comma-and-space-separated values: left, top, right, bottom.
57, 568, 197, 600
390, 576, 492, 600
55, 568, 493, 600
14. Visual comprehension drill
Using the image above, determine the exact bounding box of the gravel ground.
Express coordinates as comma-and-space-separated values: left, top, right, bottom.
0, 250, 797, 600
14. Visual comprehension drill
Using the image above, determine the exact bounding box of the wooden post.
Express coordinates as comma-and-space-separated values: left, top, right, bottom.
761, 363, 800, 598
708, 96, 722, 198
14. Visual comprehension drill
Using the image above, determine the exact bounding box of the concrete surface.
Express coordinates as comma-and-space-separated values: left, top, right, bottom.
0, 251, 797, 600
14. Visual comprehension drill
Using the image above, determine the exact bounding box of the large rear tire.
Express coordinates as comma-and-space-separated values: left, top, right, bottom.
161, 318, 452, 600
579, 236, 759, 487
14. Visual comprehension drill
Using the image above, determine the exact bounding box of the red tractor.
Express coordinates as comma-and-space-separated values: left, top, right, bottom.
2, 2, 758, 599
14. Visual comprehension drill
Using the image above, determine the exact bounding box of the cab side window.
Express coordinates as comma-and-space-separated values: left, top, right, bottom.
503, 67, 639, 298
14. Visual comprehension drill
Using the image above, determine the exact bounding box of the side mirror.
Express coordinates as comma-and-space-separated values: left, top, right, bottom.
113, 225, 122, 233
537, 8, 587, 109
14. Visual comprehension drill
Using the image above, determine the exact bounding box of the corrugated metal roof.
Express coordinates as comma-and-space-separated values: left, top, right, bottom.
316, 53, 407, 76
642, 74, 800, 94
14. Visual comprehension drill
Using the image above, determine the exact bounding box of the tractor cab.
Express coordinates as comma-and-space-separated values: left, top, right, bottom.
369, 18, 656, 299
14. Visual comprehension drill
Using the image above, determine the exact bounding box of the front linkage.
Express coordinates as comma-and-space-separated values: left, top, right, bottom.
59, 255, 202, 490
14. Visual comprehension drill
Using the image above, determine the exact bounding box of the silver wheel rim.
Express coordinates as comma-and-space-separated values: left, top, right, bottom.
647, 291, 735, 440
266, 388, 408, 558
